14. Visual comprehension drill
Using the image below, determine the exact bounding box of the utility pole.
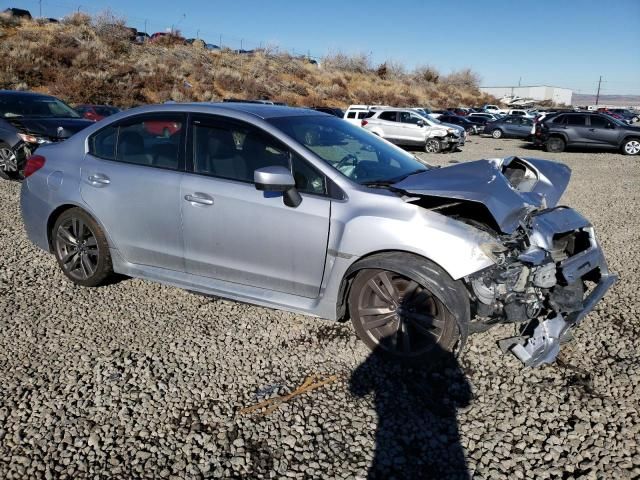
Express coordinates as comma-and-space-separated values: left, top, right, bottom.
144, 19, 147, 34
595, 75, 602, 105
39, 0, 42, 17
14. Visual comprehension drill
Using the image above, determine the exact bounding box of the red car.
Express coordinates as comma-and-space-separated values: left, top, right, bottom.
143, 120, 182, 137
75, 105, 120, 122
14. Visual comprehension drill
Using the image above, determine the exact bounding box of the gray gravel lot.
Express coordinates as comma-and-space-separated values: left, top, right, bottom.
1, 136, 639, 479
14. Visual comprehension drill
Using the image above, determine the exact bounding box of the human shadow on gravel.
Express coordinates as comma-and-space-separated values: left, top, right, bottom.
350, 346, 472, 480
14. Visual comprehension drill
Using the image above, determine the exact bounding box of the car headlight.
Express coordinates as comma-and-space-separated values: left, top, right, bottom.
18, 133, 52, 145
447, 128, 456, 134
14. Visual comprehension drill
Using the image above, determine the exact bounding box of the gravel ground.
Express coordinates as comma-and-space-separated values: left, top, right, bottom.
1, 136, 639, 479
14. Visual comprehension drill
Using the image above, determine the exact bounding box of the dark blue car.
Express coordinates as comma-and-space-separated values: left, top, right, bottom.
484, 115, 534, 139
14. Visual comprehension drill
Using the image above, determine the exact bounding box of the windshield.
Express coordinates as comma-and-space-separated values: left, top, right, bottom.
0, 95, 81, 119
269, 115, 429, 185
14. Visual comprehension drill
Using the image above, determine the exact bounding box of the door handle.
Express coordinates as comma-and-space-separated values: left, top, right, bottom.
87, 173, 110, 185
184, 193, 214, 206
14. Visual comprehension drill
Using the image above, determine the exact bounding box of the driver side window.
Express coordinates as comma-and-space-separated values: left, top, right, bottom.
399, 112, 422, 124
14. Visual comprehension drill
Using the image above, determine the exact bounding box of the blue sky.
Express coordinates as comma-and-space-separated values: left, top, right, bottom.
7, 0, 640, 94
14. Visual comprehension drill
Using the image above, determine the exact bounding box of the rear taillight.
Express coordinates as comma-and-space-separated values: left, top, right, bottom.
23, 155, 46, 178
361, 119, 368, 127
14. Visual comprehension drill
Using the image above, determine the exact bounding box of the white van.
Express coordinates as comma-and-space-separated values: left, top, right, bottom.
343, 105, 389, 126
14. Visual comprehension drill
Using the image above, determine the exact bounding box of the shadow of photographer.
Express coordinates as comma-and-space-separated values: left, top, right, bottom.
350, 346, 472, 479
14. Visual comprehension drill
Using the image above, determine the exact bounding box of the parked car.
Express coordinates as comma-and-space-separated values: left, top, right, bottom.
534, 112, 640, 154
445, 108, 468, 117
343, 105, 389, 126
311, 107, 345, 118
437, 114, 480, 135
468, 112, 500, 121
2, 7, 32, 19
507, 109, 534, 118
135, 31, 150, 43
75, 105, 121, 122
0, 90, 92, 179
608, 108, 639, 123
223, 98, 287, 106
482, 104, 507, 115
19, 103, 617, 367
484, 115, 534, 139
362, 108, 463, 152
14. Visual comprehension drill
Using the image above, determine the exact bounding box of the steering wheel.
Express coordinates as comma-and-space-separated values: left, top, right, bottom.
335, 154, 358, 173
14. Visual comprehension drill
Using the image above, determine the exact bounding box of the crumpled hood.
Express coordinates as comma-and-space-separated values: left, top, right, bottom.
393, 156, 571, 233
8, 117, 93, 139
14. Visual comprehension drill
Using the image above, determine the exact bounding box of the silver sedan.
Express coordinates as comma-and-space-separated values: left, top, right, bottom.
20, 103, 616, 366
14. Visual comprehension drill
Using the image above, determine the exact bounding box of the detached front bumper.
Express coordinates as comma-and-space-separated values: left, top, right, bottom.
498, 207, 618, 367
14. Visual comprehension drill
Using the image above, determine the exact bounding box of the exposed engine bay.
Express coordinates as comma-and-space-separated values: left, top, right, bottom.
395, 156, 618, 367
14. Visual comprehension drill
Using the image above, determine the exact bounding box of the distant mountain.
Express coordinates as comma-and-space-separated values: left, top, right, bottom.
573, 93, 640, 107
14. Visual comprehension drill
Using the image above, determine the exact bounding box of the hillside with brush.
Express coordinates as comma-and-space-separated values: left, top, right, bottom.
0, 12, 495, 109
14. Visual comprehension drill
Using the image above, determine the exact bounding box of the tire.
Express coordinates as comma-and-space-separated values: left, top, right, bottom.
466, 127, 475, 136
491, 129, 503, 139
348, 253, 469, 363
52, 208, 113, 287
545, 136, 566, 153
621, 138, 640, 155
0, 142, 20, 180
424, 138, 441, 153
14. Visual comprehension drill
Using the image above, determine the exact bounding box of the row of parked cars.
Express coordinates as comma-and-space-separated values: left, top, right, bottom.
2, 90, 640, 181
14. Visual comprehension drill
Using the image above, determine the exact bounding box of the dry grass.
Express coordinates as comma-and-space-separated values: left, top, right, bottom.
0, 14, 496, 108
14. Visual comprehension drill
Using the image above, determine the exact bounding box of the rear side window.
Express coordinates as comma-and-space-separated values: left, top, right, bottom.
347, 112, 356, 119
379, 111, 397, 122
116, 116, 184, 169
566, 115, 586, 126
356, 112, 368, 119
89, 126, 117, 160
552, 115, 566, 124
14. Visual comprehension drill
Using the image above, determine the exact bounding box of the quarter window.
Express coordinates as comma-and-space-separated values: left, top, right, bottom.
89, 126, 117, 160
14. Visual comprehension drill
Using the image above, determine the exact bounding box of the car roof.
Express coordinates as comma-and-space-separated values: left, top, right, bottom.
123, 102, 328, 120
0, 90, 56, 98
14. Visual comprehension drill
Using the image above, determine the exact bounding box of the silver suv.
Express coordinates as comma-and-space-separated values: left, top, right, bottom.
362, 108, 463, 153
20, 103, 616, 366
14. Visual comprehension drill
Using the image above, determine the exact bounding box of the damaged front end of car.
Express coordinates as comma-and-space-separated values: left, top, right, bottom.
394, 156, 618, 367
469, 206, 617, 366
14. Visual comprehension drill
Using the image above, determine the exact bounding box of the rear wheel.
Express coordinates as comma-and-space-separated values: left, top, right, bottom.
424, 138, 441, 153
545, 136, 566, 153
491, 129, 503, 139
348, 255, 467, 363
621, 138, 640, 155
52, 208, 113, 287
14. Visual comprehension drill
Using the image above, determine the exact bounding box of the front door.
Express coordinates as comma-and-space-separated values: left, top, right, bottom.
180, 115, 331, 298
585, 115, 621, 146
397, 111, 426, 144
80, 113, 186, 270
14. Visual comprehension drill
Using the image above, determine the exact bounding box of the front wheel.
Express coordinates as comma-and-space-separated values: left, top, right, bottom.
621, 138, 640, 155
491, 129, 503, 139
348, 255, 466, 363
424, 138, 441, 153
53, 208, 113, 287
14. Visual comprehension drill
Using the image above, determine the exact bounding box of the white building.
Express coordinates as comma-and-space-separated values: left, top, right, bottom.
480, 85, 573, 105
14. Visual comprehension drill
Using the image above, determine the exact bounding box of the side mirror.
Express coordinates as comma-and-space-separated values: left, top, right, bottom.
254, 166, 302, 208
416, 120, 425, 127
606, 123, 615, 129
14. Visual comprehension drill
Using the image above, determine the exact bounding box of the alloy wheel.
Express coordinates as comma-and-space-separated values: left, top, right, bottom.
354, 270, 447, 357
55, 217, 100, 280
624, 140, 640, 155
0, 146, 18, 173
425, 139, 440, 153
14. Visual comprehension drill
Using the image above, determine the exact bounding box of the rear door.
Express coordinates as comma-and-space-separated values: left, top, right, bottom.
376, 111, 401, 141
564, 114, 589, 144
81, 113, 186, 270
584, 115, 621, 146
398, 111, 427, 144
180, 115, 331, 298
